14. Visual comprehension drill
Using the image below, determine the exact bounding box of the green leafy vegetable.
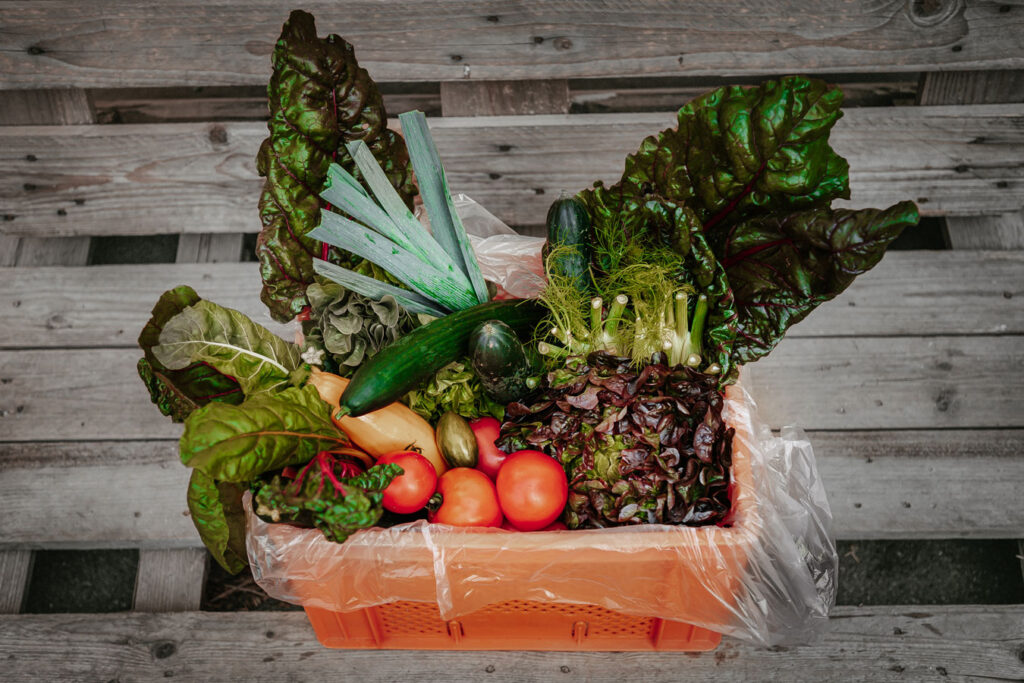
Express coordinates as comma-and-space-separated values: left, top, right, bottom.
137, 286, 243, 422
713, 201, 920, 363
577, 76, 917, 370
255, 9, 416, 322
153, 300, 302, 397
180, 384, 350, 482
499, 352, 733, 528
402, 360, 505, 424
252, 454, 401, 543
187, 469, 248, 574
303, 281, 418, 376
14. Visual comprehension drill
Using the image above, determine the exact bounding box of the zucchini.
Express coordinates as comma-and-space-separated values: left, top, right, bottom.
469, 320, 535, 404
337, 299, 545, 417
544, 194, 592, 293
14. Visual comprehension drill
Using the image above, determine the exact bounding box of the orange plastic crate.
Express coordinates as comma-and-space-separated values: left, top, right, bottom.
305, 600, 721, 651
282, 386, 757, 651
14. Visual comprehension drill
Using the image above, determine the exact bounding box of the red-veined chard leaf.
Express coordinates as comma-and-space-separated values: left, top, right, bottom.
256, 9, 416, 322
137, 286, 243, 422
713, 201, 920, 363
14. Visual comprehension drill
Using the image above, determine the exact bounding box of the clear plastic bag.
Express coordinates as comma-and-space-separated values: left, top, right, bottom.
247, 199, 837, 646
247, 384, 836, 646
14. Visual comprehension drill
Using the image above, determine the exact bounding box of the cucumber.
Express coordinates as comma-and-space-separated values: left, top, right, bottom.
545, 194, 592, 293
338, 299, 544, 417
469, 320, 535, 404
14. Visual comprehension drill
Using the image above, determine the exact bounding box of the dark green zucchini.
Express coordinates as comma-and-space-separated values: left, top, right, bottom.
469, 320, 535, 404
337, 299, 545, 417
544, 194, 593, 293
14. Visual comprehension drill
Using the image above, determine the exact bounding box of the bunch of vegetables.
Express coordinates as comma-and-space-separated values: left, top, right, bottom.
137, 10, 918, 574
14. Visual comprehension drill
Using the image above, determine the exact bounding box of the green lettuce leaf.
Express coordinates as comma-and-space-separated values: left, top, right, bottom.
713, 201, 920, 363
256, 9, 416, 322
187, 469, 248, 574
153, 300, 301, 398
180, 384, 350, 482
402, 360, 505, 424
137, 286, 243, 422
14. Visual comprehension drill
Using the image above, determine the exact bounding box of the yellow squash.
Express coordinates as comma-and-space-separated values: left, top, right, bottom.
308, 368, 447, 476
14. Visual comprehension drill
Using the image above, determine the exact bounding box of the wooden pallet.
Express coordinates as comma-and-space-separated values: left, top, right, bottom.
1, 1, 1022, 680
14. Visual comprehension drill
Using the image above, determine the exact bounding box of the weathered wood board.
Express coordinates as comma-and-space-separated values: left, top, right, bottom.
1, 334, 1019, 441
2, 1, 1023, 88
0, 606, 1021, 682
2, 430, 1022, 547
2, 251, 1020, 350
2, 105, 1023, 237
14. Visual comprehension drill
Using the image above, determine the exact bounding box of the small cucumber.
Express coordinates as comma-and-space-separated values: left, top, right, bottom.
338, 299, 544, 417
544, 194, 592, 293
435, 411, 478, 468
469, 320, 535, 404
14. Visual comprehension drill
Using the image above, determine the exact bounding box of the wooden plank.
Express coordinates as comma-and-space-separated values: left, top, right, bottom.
91, 87, 441, 124
0, 550, 32, 614
943, 211, 1024, 249
133, 549, 207, 612
2, 105, 1022, 238
2, 430, 1022, 548
919, 70, 1024, 249
0, 262, 288, 348
3, 1, 1024, 89
0, 89, 94, 266
1, 251, 1021, 350
1, 335, 1018, 442
0, 606, 1021, 681
175, 233, 245, 263
87, 79, 914, 125
441, 80, 570, 116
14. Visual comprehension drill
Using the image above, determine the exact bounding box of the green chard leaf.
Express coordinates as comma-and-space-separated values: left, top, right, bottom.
187, 469, 249, 574
180, 384, 350, 482
153, 300, 301, 397
137, 286, 243, 422
713, 201, 920, 363
256, 9, 416, 322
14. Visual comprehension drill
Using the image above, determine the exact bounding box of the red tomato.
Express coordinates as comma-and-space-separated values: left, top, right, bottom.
470, 416, 507, 480
496, 450, 568, 531
377, 451, 437, 515
429, 468, 503, 527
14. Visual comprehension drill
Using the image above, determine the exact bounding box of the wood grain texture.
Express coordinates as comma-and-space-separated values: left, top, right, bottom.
86, 79, 915, 125
0, 336, 1020, 442
175, 233, 245, 263
1, 251, 1020, 350
0, 550, 32, 614
441, 80, 570, 116
2, 430, 1022, 547
0, 89, 93, 266
2, 1, 1023, 88
133, 549, 207, 612
2, 105, 1022, 237
0, 607, 1021, 681
0, 262, 289, 348
919, 70, 1024, 249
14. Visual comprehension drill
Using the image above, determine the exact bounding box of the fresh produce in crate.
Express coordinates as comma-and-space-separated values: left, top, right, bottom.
134, 9, 922, 648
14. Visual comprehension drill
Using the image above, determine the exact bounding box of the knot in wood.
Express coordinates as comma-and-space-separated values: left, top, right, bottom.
906, 0, 963, 27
